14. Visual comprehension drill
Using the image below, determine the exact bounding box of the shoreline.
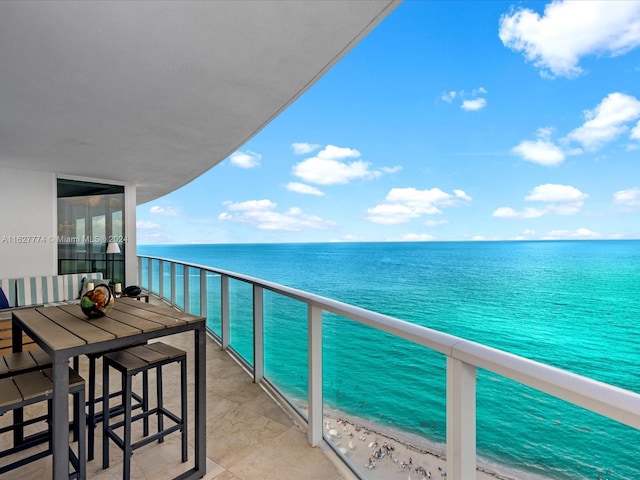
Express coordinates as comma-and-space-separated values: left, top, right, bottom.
320, 409, 552, 480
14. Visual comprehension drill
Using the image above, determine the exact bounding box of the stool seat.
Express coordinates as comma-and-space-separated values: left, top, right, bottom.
102, 342, 187, 479
0, 349, 52, 379
0, 367, 86, 479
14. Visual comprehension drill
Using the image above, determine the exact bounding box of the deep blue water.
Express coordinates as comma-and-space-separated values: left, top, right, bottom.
138, 240, 640, 480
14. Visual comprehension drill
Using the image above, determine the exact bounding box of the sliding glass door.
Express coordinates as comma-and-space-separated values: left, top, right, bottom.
57, 179, 125, 283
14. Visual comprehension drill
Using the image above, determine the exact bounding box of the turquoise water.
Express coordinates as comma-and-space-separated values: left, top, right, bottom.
138, 240, 640, 479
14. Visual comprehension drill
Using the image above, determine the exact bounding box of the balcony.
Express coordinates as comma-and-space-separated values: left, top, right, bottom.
2, 255, 640, 480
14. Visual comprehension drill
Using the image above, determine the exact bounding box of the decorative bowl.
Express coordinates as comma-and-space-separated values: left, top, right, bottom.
80, 284, 114, 318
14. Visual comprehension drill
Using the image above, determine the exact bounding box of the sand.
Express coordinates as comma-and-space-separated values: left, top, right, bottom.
323, 414, 517, 480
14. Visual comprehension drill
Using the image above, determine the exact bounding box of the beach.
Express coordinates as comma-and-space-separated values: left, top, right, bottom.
323, 414, 517, 480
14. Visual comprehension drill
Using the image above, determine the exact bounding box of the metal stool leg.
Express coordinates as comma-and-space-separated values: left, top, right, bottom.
142, 369, 149, 437
76, 385, 87, 480
181, 357, 188, 462
87, 355, 97, 461
102, 359, 110, 470
123, 374, 133, 480
156, 365, 164, 443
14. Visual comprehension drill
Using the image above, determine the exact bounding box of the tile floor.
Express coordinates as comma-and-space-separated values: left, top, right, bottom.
0, 322, 352, 480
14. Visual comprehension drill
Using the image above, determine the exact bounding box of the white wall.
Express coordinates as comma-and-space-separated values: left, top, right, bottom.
0, 166, 138, 282
0, 167, 57, 277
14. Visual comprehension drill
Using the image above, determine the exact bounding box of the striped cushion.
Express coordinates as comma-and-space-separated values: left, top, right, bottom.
16, 276, 65, 307
0, 278, 17, 308
62, 272, 103, 301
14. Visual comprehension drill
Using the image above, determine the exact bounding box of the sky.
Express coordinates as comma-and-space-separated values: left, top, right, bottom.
137, 0, 640, 245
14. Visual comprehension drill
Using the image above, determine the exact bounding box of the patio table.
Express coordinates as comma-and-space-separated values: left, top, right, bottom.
12, 297, 206, 480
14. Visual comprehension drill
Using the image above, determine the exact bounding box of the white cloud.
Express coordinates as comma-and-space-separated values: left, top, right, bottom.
541, 228, 603, 240
292, 144, 395, 185
461, 98, 487, 111
563, 93, 640, 150
453, 189, 472, 201
381, 165, 403, 174
424, 219, 448, 227
219, 200, 333, 231
291, 142, 321, 155
229, 150, 261, 169
442, 87, 487, 110
525, 183, 587, 215
442, 91, 458, 102
513, 93, 640, 164
330, 234, 365, 243
512, 139, 565, 166
524, 183, 587, 203
222, 199, 275, 211
366, 203, 417, 225
613, 187, 640, 208
494, 184, 587, 220
150, 206, 178, 216
136, 220, 161, 229
492, 207, 546, 219
499, 1, 640, 78
397, 233, 436, 242
366, 187, 471, 224
285, 182, 325, 196
512, 127, 565, 165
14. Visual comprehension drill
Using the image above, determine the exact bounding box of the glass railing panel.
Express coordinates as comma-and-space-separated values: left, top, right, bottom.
187, 267, 201, 316
150, 259, 160, 293
205, 272, 221, 335
263, 290, 309, 411
161, 260, 172, 302
476, 371, 640, 480
322, 313, 447, 477
140, 258, 149, 291
174, 263, 185, 309
228, 278, 253, 365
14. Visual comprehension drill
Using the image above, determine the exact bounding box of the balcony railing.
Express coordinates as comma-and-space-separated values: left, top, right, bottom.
138, 254, 640, 480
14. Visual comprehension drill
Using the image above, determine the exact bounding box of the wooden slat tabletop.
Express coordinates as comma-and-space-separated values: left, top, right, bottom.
103, 309, 169, 332
114, 299, 200, 323
13, 298, 205, 356
38, 306, 116, 344
14, 308, 85, 351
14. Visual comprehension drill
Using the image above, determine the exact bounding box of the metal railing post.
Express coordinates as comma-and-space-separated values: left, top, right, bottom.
171, 262, 177, 307
147, 258, 153, 294
200, 269, 207, 319
159, 260, 165, 300
446, 356, 477, 480
221, 275, 230, 350
253, 285, 264, 382
308, 304, 323, 446
137, 256, 142, 287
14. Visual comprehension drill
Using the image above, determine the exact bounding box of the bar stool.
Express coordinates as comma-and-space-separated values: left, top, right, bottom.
78, 347, 147, 461
0, 367, 86, 479
102, 342, 187, 479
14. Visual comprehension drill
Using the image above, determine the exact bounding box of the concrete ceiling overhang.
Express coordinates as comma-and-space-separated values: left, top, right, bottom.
0, 0, 399, 204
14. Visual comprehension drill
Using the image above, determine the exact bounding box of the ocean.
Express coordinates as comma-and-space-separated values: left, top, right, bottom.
138, 240, 640, 480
